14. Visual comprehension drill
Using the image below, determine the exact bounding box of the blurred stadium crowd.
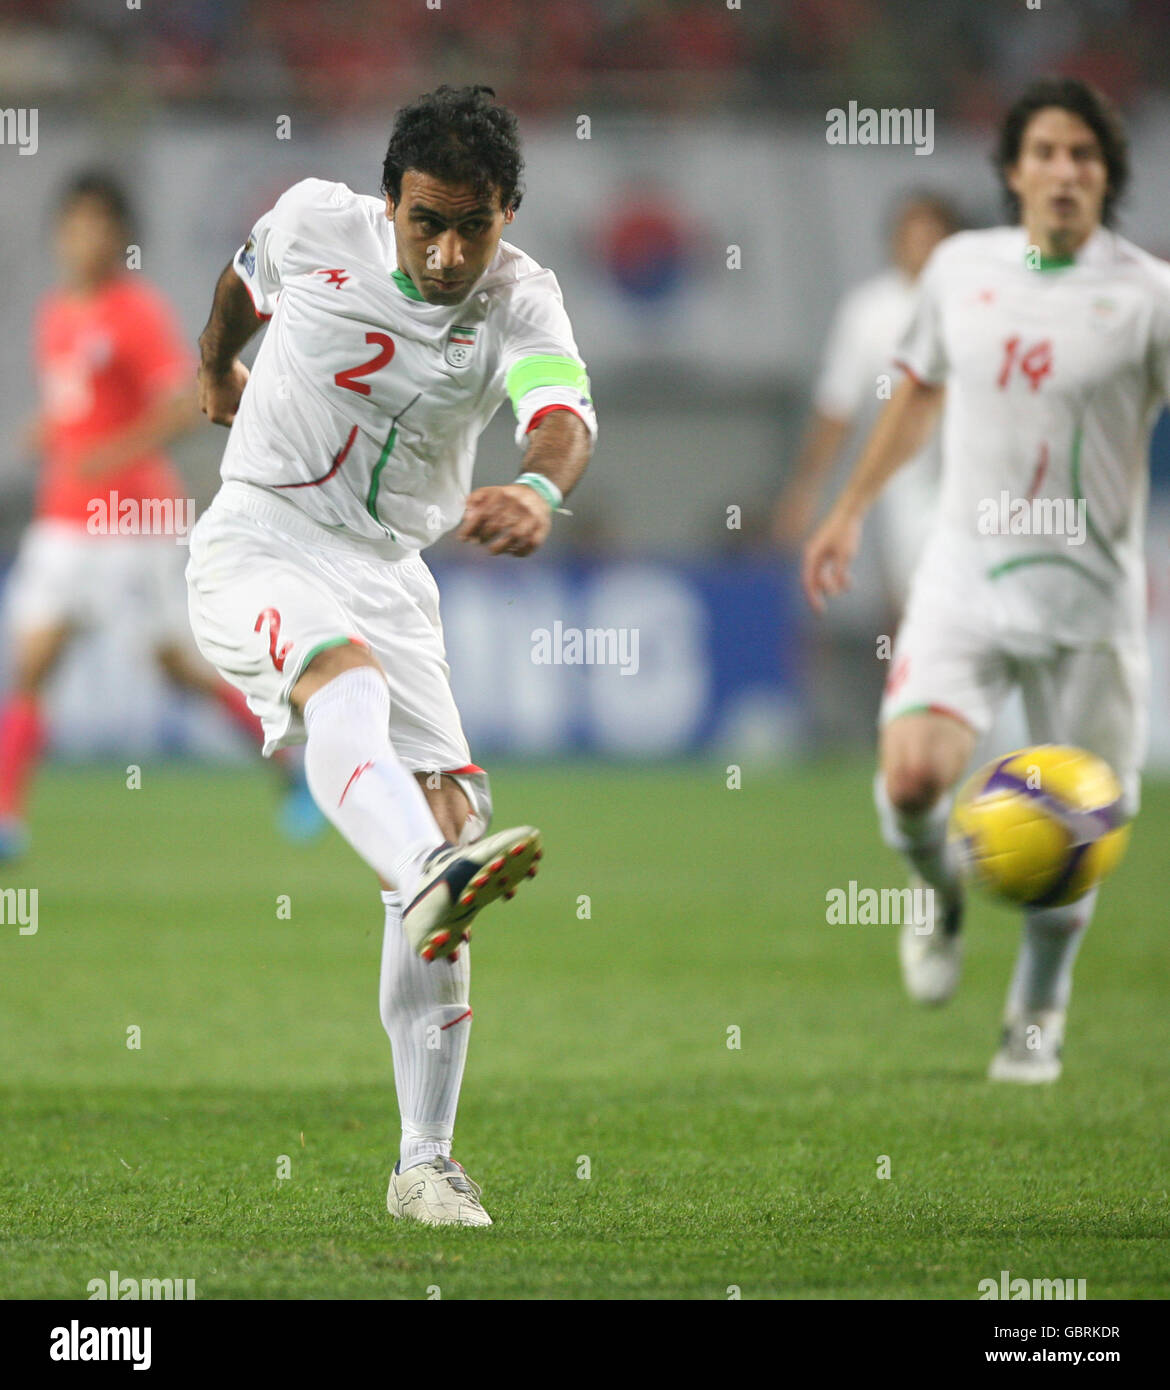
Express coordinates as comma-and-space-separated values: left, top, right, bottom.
1, 0, 1167, 122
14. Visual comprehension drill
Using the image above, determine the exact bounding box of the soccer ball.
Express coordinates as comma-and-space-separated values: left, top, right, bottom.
949, 745, 1130, 908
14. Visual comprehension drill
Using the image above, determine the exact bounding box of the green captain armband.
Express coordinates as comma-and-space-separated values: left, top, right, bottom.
505, 355, 591, 412
514, 471, 564, 510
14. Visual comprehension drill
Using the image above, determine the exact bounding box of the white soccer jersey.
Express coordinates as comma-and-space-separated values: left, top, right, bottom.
814, 268, 941, 599
896, 225, 1170, 645
223, 178, 597, 552
816, 268, 922, 421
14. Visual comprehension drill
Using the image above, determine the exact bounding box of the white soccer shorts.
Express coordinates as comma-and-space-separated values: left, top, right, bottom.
879, 590, 1147, 816
185, 481, 492, 838
4, 519, 191, 646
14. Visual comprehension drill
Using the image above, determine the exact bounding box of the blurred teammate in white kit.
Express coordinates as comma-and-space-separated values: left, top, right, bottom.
773, 191, 961, 606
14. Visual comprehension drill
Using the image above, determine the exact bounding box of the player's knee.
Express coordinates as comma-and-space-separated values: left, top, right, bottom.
884, 762, 949, 816
306, 641, 378, 680
292, 640, 381, 710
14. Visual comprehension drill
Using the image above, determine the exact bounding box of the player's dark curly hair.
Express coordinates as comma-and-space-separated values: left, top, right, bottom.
381, 85, 525, 213
57, 169, 135, 232
995, 77, 1129, 227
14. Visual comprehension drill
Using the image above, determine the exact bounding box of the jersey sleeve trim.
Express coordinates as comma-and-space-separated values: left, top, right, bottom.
893, 356, 939, 388
525, 403, 587, 434
511, 384, 598, 447
233, 260, 273, 321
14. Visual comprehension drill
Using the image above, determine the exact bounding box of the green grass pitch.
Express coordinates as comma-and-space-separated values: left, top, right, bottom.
1, 760, 1168, 1300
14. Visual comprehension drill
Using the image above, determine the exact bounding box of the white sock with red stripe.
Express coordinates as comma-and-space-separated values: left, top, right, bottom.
379, 888, 473, 1171
302, 667, 442, 896
1005, 888, 1096, 1019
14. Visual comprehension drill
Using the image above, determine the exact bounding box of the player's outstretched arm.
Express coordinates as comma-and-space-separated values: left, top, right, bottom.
801, 374, 943, 613
459, 409, 592, 557
772, 409, 852, 551
196, 262, 263, 426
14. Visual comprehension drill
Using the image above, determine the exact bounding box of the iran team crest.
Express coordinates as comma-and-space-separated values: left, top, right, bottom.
445, 324, 478, 368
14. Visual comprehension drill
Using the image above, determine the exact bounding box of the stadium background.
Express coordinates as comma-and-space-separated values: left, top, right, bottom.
5, 0, 1170, 768
4, 0, 1170, 1310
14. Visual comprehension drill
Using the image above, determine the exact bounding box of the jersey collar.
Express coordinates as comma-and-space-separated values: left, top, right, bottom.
391, 268, 425, 301
387, 238, 503, 306
1029, 226, 1111, 272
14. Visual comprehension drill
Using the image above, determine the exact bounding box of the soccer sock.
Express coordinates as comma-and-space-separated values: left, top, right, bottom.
379, 888, 473, 1170
873, 771, 963, 906
1004, 888, 1097, 1021
302, 667, 442, 894
0, 693, 46, 820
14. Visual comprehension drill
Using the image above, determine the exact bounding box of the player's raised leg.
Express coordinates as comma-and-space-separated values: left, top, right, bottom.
292, 641, 541, 961
876, 709, 975, 1004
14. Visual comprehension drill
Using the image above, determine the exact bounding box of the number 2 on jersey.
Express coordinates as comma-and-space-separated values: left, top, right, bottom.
335, 332, 395, 396
255, 607, 293, 672
997, 336, 1052, 392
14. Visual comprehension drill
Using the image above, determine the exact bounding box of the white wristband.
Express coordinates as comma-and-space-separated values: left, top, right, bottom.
515, 471, 564, 510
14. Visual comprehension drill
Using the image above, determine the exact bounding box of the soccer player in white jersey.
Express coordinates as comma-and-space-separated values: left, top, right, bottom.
802, 78, 1170, 1083
773, 192, 960, 605
187, 87, 596, 1222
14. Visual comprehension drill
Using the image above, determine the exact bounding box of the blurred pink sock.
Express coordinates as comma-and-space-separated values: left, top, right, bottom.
0, 693, 46, 819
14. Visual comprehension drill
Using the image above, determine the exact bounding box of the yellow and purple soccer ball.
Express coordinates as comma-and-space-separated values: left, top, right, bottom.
949, 745, 1130, 908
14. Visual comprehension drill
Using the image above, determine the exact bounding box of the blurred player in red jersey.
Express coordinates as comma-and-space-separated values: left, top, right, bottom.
0, 171, 322, 859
